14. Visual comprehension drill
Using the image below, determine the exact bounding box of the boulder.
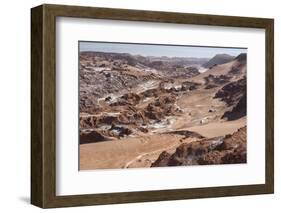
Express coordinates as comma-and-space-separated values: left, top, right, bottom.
80, 130, 110, 144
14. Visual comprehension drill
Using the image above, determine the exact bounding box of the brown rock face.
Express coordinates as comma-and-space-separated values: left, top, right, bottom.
110, 93, 141, 107
109, 125, 133, 137
152, 151, 172, 167
121, 93, 141, 104
204, 74, 231, 86
80, 116, 99, 129
140, 88, 161, 98
151, 126, 246, 167
80, 124, 134, 144
222, 93, 246, 121
80, 130, 110, 144
214, 77, 246, 106
214, 77, 246, 121
144, 95, 177, 121
80, 115, 120, 129
181, 81, 201, 91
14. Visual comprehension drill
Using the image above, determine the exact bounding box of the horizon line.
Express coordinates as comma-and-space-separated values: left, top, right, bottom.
79, 41, 247, 58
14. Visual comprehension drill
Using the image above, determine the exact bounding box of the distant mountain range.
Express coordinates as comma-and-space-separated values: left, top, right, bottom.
202, 54, 236, 68
80, 51, 210, 68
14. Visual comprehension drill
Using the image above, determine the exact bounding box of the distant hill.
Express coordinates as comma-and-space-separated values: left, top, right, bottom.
235, 53, 247, 62
80, 51, 209, 68
202, 54, 235, 68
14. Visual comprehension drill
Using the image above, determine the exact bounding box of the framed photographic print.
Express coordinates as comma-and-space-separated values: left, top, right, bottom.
31, 4, 274, 208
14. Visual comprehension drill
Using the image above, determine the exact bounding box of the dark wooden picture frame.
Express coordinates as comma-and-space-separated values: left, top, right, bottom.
31, 4, 274, 208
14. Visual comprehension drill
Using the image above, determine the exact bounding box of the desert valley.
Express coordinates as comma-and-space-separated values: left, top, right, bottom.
79, 43, 247, 170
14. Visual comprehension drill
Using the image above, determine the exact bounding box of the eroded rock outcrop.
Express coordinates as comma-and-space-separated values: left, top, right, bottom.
214, 77, 246, 106
204, 74, 231, 87
151, 126, 246, 167
80, 130, 111, 144
222, 93, 246, 121
214, 77, 246, 120
144, 95, 177, 121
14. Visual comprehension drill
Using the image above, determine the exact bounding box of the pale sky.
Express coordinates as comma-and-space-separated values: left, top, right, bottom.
79, 41, 247, 58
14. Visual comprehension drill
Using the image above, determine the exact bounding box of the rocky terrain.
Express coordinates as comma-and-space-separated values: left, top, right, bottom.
151, 126, 246, 167
79, 50, 247, 170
